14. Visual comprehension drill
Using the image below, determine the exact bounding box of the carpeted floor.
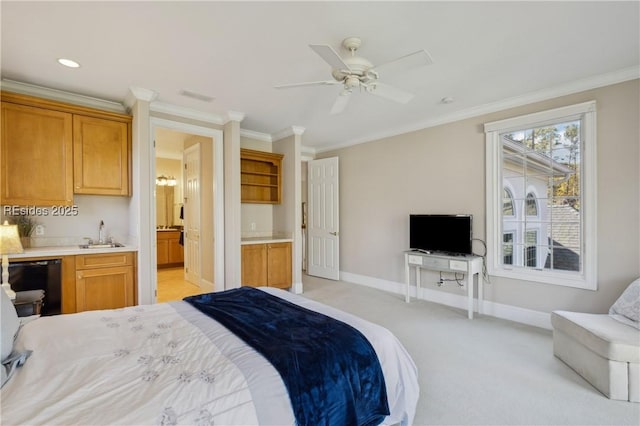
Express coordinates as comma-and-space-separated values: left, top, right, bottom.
300, 274, 640, 425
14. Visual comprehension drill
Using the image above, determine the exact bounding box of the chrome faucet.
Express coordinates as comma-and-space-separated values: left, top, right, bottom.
98, 220, 105, 244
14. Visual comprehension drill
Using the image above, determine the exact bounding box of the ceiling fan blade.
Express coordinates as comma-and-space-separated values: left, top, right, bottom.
309, 44, 351, 71
330, 91, 351, 115
274, 80, 340, 89
367, 82, 415, 104
371, 49, 433, 76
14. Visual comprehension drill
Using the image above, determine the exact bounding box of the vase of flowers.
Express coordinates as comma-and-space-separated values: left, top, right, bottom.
9, 215, 37, 248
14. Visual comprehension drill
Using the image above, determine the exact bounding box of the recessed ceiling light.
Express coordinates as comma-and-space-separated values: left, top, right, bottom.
57, 58, 80, 68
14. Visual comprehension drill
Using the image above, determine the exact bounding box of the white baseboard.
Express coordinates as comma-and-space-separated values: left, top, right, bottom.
200, 279, 214, 293
292, 281, 303, 294
339, 271, 552, 330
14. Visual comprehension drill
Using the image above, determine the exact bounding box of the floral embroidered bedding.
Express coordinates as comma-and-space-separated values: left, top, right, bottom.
1, 287, 418, 425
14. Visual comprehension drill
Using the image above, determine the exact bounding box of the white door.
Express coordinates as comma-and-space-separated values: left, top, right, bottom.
184, 144, 202, 286
307, 157, 339, 280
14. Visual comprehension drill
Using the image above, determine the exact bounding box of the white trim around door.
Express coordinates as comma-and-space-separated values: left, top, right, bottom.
148, 118, 224, 302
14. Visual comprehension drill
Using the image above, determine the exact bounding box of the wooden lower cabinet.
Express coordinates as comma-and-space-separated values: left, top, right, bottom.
241, 242, 292, 289
157, 230, 183, 267
75, 252, 135, 312
241, 244, 268, 287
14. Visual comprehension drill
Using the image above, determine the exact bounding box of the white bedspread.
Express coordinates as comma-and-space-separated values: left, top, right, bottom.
1, 287, 418, 425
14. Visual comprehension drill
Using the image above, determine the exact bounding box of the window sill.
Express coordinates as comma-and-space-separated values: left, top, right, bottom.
489, 267, 597, 291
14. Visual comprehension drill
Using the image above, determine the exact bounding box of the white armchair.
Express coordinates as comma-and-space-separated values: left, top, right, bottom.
551, 278, 640, 402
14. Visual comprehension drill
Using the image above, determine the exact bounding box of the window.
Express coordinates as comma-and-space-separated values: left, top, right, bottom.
503, 189, 515, 216
503, 232, 514, 265
525, 193, 538, 216
525, 230, 537, 267
485, 101, 597, 290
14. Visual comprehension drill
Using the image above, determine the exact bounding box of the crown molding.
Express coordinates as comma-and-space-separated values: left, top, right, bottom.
125, 86, 158, 109
272, 125, 305, 141
150, 101, 225, 125
315, 65, 640, 153
291, 125, 306, 136
240, 128, 272, 142
225, 110, 245, 123
240, 126, 304, 143
0, 79, 128, 113
300, 145, 316, 161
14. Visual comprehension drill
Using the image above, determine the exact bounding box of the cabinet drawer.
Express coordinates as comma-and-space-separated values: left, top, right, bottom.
157, 230, 181, 240
76, 252, 134, 269
422, 257, 451, 272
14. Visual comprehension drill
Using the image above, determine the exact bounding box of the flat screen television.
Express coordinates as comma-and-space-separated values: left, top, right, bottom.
409, 214, 473, 256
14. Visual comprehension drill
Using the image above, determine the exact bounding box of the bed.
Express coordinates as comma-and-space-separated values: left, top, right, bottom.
1, 286, 419, 425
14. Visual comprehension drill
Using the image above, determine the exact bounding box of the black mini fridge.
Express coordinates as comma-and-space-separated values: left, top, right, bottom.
8, 259, 62, 315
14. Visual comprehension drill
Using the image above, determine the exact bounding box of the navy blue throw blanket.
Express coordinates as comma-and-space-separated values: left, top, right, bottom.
184, 287, 389, 426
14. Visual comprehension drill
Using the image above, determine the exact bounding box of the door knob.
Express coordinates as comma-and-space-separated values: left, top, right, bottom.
330, 231, 338, 236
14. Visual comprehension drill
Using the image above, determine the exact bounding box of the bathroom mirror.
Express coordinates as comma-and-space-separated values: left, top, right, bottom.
156, 185, 175, 228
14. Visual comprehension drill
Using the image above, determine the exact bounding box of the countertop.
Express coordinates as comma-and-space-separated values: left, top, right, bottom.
241, 233, 293, 245
9, 234, 291, 257
8, 243, 138, 259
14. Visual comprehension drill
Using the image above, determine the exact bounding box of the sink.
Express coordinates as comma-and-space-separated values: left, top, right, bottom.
79, 242, 125, 249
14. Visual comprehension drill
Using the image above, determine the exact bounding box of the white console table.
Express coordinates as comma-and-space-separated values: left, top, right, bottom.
404, 250, 483, 319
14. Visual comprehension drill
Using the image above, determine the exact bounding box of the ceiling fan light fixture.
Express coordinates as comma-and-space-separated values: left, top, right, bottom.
276, 36, 432, 114
345, 76, 360, 89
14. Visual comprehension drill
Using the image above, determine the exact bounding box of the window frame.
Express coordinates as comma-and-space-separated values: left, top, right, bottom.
485, 101, 597, 290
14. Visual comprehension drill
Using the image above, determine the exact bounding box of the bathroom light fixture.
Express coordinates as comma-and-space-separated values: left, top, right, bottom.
157, 175, 177, 186
0, 220, 24, 300
57, 58, 80, 68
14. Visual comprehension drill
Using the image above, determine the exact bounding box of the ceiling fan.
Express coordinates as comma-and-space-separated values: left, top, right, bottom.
275, 37, 433, 114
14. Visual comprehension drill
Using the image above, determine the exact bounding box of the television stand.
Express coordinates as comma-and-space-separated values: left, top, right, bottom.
404, 250, 483, 319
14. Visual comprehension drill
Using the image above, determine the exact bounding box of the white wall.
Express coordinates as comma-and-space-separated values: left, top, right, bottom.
27, 195, 131, 246
317, 79, 640, 314
273, 132, 303, 292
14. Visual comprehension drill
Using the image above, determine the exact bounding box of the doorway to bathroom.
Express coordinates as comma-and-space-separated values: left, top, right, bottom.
151, 118, 224, 303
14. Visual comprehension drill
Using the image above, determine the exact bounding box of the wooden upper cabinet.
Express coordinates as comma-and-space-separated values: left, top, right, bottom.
73, 115, 130, 196
1, 102, 74, 206
0, 91, 132, 205
240, 148, 283, 204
